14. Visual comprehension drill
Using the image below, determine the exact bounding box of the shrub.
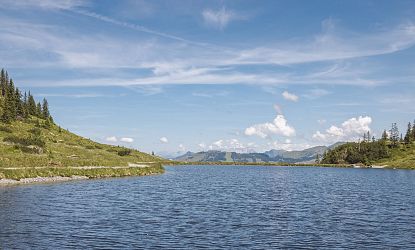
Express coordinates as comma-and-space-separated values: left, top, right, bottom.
4, 135, 46, 148
117, 148, 131, 156
29, 127, 42, 136
0, 126, 12, 133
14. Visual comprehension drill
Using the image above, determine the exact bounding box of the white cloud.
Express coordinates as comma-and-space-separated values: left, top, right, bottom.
317, 119, 327, 125
245, 114, 296, 138
160, 137, 168, 143
1, 13, 415, 88
267, 140, 312, 151
282, 91, 299, 102
202, 7, 238, 30
303, 89, 330, 99
198, 143, 206, 149
105, 136, 117, 142
0, 0, 87, 10
312, 116, 372, 143
178, 144, 186, 152
120, 137, 134, 143
207, 139, 257, 153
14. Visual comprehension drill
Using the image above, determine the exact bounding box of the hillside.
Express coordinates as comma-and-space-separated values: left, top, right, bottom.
0, 69, 165, 181
0, 118, 165, 180
321, 126, 415, 169
175, 143, 344, 163
0, 118, 162, 168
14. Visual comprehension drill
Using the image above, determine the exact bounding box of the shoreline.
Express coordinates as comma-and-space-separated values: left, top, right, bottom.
0, 175, 89, 186
0, 164, 165, 186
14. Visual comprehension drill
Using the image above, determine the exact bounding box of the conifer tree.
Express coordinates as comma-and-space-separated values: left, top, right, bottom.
42, 98, 50, 119
404, 122, 412, 144
36, 102, 42, 117
27, 92, 36, 115
412, 120, 415, 140
390, 123, 399, 147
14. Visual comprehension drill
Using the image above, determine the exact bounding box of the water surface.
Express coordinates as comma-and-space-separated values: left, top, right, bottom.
1, 165, 414, 249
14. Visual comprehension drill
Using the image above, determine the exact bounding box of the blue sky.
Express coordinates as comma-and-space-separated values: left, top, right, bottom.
1, 0, 415, 155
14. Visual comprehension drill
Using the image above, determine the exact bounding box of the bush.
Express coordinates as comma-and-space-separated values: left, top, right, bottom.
4, 135, 45, 148
14, 145, 43, 154
0, 126, 12, 133
29, 127, 42, 136
117, 148, 132, 156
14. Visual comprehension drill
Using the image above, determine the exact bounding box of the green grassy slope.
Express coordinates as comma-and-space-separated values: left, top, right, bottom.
0, 118, 163, 168
375, 144, 415, 169
0, 118, 166, 179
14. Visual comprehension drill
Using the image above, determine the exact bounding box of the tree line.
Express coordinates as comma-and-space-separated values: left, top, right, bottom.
0, 69, 52, 123
321, 120, 415, 165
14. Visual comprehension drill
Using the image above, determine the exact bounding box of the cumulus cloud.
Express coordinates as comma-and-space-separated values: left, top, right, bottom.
160, 137, 168, 143
120, 137, 134, 143
207, 139, 257, 153
245, 114, 296, 138
105, 136, 117, 142
282, 91, 299, 102
202, 7, 238, 30
312, 116, 372, 143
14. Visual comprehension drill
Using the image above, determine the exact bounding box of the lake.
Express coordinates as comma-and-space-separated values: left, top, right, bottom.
1, 165, 414, 249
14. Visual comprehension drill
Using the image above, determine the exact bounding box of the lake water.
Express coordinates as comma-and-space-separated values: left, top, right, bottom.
1, 165, 414, 249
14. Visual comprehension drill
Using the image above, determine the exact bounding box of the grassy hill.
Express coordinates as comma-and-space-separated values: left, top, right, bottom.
374, 144, 415, 169
321, 140, 415, 169
0, 117, 165, 180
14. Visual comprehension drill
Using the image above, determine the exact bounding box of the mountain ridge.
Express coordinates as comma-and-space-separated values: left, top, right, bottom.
174, 142, 346, 163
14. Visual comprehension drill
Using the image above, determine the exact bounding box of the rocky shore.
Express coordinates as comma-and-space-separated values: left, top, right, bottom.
0, 176, 89, 186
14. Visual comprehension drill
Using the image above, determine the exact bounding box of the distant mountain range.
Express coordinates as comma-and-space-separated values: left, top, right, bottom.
174, 142, 345, 163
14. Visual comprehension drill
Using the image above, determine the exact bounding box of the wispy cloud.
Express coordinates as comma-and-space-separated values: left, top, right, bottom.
1, 12, 415, 87
202, 7, 242, 30
282, 91, 299, 102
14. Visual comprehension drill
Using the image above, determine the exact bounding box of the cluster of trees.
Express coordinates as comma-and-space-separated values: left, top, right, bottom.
321, 120, 415, 165
0, 69, 52, 123
380, 121, 415, 147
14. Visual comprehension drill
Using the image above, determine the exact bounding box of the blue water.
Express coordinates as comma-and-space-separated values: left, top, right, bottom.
0, 165, 414, 249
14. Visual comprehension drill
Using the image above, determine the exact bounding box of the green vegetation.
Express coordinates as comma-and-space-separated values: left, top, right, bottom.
0, 69, 165, 181
0, 165, 164, 181
321, 121, 415, 169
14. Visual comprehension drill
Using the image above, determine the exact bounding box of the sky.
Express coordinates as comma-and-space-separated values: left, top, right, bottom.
1, 0, 415, 156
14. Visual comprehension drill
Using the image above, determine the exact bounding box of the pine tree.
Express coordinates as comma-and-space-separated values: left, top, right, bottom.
390, 123, 399, 147
15, 87, 24, 118
42, 98, 50, 119
27, 92, 36, 115
404, 122, 412, 144
412, 120, 415, 140
36, 102, 42, 117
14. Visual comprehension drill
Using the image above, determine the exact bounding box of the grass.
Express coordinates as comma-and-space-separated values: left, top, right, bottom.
375, 143, 415, 169
0, 117, 167, 179
0, 117, 164, 168
0, 164, 165, 180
